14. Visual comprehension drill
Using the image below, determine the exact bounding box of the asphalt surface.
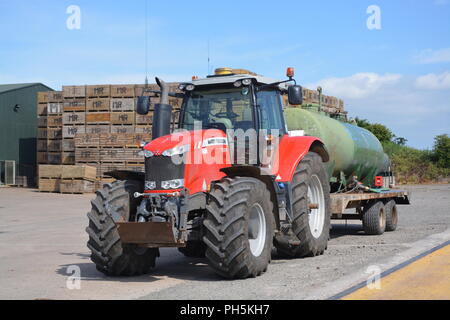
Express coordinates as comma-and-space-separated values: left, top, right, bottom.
0, 184, 448, 300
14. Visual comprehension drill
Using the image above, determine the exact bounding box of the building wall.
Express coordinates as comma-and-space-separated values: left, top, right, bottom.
0, 84, 53, 185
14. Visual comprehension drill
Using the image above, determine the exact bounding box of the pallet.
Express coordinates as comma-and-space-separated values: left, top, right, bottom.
135, 113, 153, 125
47, 115, 63, 127
99, 147, 141, 162
86, 112, 110, 124
74, 133, 100, 147
110, 85, 135, 98
63, 112, 86, 125
63, 98, 86, 112
110, 112, 135, 125
110, 98, 135, 112
39, 165, 63, 178
85, 124, 110, 134
60, 179, 95, 194
47, 91, 64, 103
110, 124, 135, 134
86, 98, 110, 112
47, 139, 62, 152
86, 85, 111, 98
38, 178, 61, 192
63, 86, 86, 99
62, 165, 96, 181
75, 147, 100, 162
63, 125, 86, 139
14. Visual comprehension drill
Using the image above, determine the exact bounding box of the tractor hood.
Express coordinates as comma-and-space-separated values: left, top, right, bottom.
144, 129, 228, 157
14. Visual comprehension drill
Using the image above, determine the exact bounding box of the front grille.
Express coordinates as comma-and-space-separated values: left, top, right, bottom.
145, 156, 185, 189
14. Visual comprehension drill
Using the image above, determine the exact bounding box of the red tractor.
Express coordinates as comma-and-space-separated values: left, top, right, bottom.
86, 68, 331, 279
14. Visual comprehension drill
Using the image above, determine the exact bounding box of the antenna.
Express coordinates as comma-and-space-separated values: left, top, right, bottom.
144, 0, 149, 88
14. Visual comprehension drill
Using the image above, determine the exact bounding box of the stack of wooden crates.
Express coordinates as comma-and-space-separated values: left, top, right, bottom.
37, 83, 182, 192
38, 165, 97, 193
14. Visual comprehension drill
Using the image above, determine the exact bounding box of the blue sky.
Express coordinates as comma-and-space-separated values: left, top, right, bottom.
1, 0, 449, 149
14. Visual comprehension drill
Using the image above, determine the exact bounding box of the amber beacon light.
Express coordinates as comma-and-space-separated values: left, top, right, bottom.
286, 67, 295, 79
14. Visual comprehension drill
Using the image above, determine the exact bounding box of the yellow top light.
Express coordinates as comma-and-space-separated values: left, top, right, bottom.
214, 68, 234, 75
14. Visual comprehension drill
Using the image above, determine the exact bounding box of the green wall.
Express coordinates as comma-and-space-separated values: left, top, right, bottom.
0, 84, 53, 185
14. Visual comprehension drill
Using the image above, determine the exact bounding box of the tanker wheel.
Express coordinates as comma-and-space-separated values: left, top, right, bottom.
86, 180, 159, 276
384, 199, 398, 232
362, 200, 386, 235
274, 152, 331, 258
204, 177, 275, 279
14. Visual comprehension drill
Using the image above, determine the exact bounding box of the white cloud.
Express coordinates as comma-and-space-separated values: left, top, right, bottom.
306, 73, 402, 99
414, 48, 450, 64
415, 71, 450, 90
305, 72, 450, 149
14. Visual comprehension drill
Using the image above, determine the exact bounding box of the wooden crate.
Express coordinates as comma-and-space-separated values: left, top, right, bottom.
63, 112, 85, 125
62, 139, 75, 152
111, 85, 135, 98
86, 112, 110, 124
37, 103, 47, 116
37, 92, 49, 104
74, 133, 100, 147
85, 124, 110, 134
47, 127, 62, 140
37, 116, 47, 128
75, 147, 100, 162
63, 86, 86, 98
110, 112, 135, 125
47, 139, 62, 152
37, 152, 47, 164
110, 98, 135, 112
99, 133, 131, 146
62, 165, 96, 181
135, 125, 152, 135
60, 180, 95, 194
135, 112, 153, 125
86, 85, 111, 98
48, 103, 63, 114
111, 125, 135, 134
39, 165, 63, 178
37, 128, 48, 140
63, 98, 86, 112
48, 91, 64, 103
47, 115, 63, 127
37, 139, 47, 152
48, 152, 62, 164
63, 125, 86, 139
75, 161, 101, 176
100, 147, 141, 162
132, 133, 152, 145
62, 152, 76, 165
134, 84, 160, 97
86, 98, 110, 112
39, 178, 60, 192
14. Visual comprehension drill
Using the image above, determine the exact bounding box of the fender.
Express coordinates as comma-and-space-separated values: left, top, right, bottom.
272, 135, 329, 182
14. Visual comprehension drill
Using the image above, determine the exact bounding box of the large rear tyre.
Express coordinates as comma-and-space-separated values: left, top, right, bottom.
362, 201, 386, 235
384, 199, 398, 232
204, 177, 275, 279
274, 152, 331, 258
86, 180, 159, 276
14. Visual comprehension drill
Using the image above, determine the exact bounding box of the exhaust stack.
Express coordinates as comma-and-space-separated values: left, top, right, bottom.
152, 77, 173, 140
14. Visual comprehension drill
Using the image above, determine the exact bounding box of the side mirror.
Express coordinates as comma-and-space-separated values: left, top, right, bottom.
136, 96, 151, 115
288, 85, 303, 105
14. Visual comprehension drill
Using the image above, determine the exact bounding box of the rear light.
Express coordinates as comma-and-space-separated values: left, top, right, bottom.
287, 67, 295, 78
374, 176, 383, 187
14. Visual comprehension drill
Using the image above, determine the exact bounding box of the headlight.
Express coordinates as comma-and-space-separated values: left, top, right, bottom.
162, 144, 190, 157
185, 84, 195, 91
233, 80, 242, 87
161, 179, 184, 190
139, 150, 154, 158
145, 181, 156, 190
242, 79, 252, 86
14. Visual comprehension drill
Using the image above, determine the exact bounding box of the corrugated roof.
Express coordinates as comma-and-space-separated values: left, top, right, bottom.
0, 83, 53, 94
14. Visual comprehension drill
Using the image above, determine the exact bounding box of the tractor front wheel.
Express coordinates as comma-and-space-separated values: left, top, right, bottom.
204, 177, 275, 279
86, 180, 159, 276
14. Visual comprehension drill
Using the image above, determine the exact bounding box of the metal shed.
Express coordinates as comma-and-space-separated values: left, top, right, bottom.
0, 83, 53, 186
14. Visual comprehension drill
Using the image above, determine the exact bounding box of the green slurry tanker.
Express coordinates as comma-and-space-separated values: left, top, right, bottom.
85, 67, 411, 279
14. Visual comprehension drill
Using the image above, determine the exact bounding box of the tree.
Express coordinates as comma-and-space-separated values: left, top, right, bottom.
431, 134, 450, 169
354, 118, 394, 143
394, 137, 408, 146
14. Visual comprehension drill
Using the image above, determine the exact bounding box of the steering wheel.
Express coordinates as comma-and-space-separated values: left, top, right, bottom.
213, 111, 239, 119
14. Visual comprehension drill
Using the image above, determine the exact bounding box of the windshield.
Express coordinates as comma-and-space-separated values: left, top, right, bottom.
181, 87, 254, 131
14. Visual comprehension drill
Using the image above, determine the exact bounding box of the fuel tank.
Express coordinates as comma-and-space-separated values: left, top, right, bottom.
284, 108, 390, 186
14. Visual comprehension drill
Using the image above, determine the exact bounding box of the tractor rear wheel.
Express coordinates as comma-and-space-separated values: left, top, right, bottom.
384, 200, 398, 232
86, 180, 159, 276
274, 152, 331, 258
204, 177, 275, 279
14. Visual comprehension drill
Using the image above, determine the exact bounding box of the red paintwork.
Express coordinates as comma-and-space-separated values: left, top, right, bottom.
144, 130, 322, 195
271, 135, 323, 182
